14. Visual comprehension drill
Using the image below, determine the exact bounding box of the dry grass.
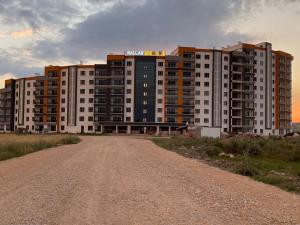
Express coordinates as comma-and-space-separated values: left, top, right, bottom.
0, 134, 80, 161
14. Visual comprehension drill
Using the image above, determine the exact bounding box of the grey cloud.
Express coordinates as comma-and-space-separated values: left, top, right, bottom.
0, 49, 42, 77
33, 0, 257, 62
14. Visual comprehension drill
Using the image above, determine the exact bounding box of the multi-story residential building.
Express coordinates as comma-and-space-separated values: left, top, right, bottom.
0, 42, 293, 136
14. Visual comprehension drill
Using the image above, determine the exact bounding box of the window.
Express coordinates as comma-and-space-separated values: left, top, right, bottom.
126, 98, 131, 103
127, 70, 132, 76
157, 99, 162, 104
89, 98, 93, 103
62, 72, 66, 77
224, 74, 228, 79
224, 83, 228, 88
80, 89, 85, 94
204, 82, 209, 87
88, 107, 93, 112
204, 118, 209, 123
27, 100, 30, 104
157, 117, 162, 122
27, 82, 31, 87
80, 80, 85, 85
224, 92, 228, 97
79, 116, 84, 121
61, 98, 65, 103
61, 125, 65, 131
224, 65, 228, 70
26, 108, 30, 113
195, 100, 200, 104
62, 81, 66, 86
196, 54, 201, 59
204, 91, 209, 96
127, 89, 131, 94
61, 107, 65, 112
195, 109, 200, 113
224, 119, 228, 124
89, 71, 94, 76
196, 72, 200, 77
224, 56, 229, 61
27, 91, 30, 96
62, 89, 66, 94
204, 55, 210, 60
158, 89, 163, 94
158, 80, 163, 85
126, 107, 131, 112
80, 107, 84, 112
26, 117, 29, 122
127, 61, 132, 66
127, 80, 132, 85
195, 118, 200, 123
158, 71, 163, 76
61, 116, 65, 121
157, 108, 162, 113
205, 64, 210, 68
80, 98, 85, 103
88, 117, 93, 122
196, 63, 201, 68
204, 73, 209, 78
89, 89, 94, 94
196, 91, 200, 95
224, 110, 228, 115
81, 71, 86, 76
158, 62, 164, 67
126, 117, 131, 122
196, 82, 200, 86
204, 100, 209, 105
89, 80, 94, 85
88, 126, 93, 131
204, 109, 209, 114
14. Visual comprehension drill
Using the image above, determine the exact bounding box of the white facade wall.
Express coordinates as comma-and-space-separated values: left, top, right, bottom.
60, 67, 95, 133
156, 58, 165, 123
14, 79, 36, 132
124, 58, 135, 122
194, 51, 213, 127
221, 53, 230, 133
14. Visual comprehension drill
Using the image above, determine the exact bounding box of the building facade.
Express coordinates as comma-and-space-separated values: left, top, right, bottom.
0, 42, 293, 135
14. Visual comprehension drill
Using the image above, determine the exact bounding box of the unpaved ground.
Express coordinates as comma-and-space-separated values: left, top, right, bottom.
0, 136, 299, 225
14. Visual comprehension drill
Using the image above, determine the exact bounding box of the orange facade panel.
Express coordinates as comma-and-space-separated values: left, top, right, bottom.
107, 55, 125, 61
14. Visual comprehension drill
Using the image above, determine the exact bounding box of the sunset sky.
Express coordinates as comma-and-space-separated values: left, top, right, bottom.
0, 0, 299, 121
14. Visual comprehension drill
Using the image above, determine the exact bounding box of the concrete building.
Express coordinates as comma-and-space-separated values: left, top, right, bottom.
0, 42, 293, 136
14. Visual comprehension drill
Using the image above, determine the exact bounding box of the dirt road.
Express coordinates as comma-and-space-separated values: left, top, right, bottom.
0, 136, 299, 225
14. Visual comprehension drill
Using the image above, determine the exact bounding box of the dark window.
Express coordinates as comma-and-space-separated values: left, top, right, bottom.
205, 64, 210, 68
61, 107, 65, 112
61, 98, 65, 103
204, 55, 210, 60
79, 116, 84, 121
158, 80, 163, 85
126, 107, 131, 112
80, 107, 84, 112
127, 61, 132, 66
89, 71, 94, 76
80, 98, 85, 103
62, 81, 66, 86
196, 54, 201, 59
127, 89, 131, 94
62, 72, 66, 77
158, 71, 163, 76
27, 82, 31, 87
81, 71, 85, 76
88, 126, 93, 131
158, 62, 164, 67
196, 63, 201, 68
204, 73, 209, 78
88, 107, 93, 112
89, 80, 94, 85
61, 116, 65, 121
89, 98, 93, 103
126, 98, 131, 103
61, 125, 65, 130
80, 80, 85, 85
62, 89, 66, 94
88, 117, 93, 122
127, 80, 132, 85
80, 89, 85, 94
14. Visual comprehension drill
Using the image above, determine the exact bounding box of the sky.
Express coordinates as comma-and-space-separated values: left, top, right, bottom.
0, 0, 299, 121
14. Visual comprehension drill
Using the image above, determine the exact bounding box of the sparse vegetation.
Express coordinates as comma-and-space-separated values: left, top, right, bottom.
0, 134, 80, 161
153, 136, 300, 193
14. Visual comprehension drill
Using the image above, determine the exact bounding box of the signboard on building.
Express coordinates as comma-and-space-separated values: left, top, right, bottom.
125, 50, 166, 57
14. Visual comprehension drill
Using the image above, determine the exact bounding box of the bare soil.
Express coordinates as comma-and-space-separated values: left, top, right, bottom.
0, 136, 299, 225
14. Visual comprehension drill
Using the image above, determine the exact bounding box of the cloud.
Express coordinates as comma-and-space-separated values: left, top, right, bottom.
0, 73, 17, 88
32, 0, 258, 62
10, 28, 33, 38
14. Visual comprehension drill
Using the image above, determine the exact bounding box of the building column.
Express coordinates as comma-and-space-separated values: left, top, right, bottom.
100, 125, 104, 134
156, 125, 160, 136
127, 125, 131, 134
116, 125, 119, 134
168, 126, 171, 135
143, 127, 147, 134
3, 124, 6, 132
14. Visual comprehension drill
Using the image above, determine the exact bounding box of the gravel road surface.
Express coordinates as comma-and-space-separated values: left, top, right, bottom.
0, 136, 299, 225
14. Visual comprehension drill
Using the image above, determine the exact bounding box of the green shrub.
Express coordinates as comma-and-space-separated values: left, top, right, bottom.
202, 146, 222, 157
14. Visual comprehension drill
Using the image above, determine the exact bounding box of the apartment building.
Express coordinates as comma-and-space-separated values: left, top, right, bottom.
0, 42, 293, 136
